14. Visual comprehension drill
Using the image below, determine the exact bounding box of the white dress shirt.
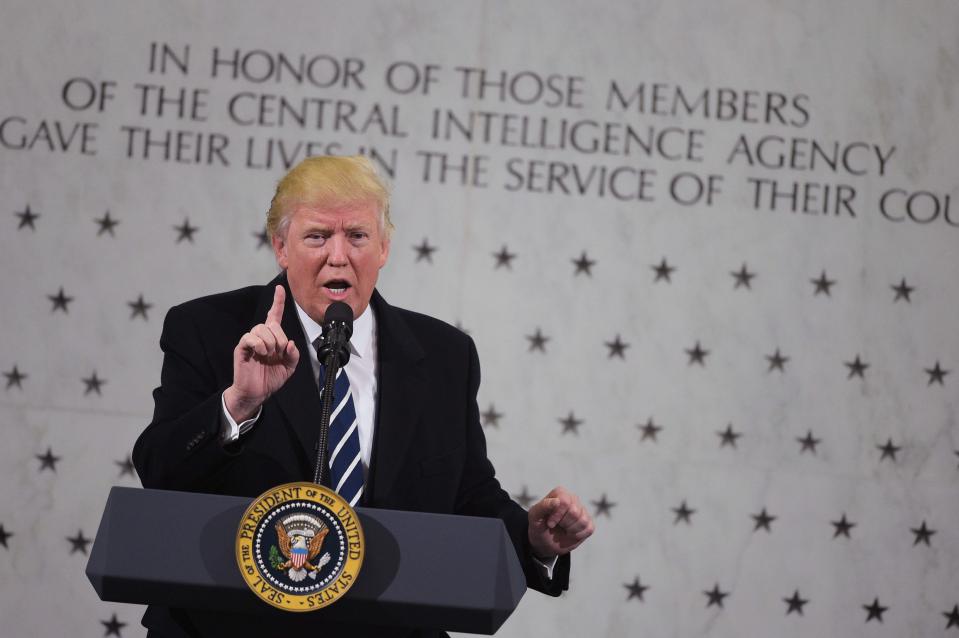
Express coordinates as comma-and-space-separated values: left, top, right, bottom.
293, 300, 377, 477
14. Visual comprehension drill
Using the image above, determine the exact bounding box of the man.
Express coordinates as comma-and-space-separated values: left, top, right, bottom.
133, 156, 594, 637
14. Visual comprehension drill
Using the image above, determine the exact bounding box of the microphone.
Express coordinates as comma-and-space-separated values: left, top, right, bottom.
317, 301, 354, 367
313, 301, 354, 485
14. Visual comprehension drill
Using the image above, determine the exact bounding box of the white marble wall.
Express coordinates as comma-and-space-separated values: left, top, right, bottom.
0, 1, 956, 636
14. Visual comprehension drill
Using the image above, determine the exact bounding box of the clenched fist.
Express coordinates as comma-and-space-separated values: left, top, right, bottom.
527, 486, 595, 559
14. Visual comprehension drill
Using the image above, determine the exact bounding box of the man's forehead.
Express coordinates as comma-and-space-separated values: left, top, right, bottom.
291, 201, 379, 225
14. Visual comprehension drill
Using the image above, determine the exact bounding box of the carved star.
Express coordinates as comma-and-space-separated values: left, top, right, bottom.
480, 404, 502, 428
717, 423, 741, 448
911, 520, 936, 546
891, 278, 914, 303
672, 500, 695, 525
253, 228, 270, 249
844, 355, 869, 379
572, 251, 595, 276
94, 211, 120, 237
592, 493, 615, 517
526, 328, 549, 353
651, 258, 675, 283
83, 371, 106, 396
784, 590, 808, 616
624, 576, 649, 602
685, 341, 709, 366
605, 334, 629, 359
704, 584, 729, 609
128, 294, 152, 320
796, 430, 820, 454
48, 287, 73, 313
731, 263, 756, 289
67, 529, 92, 555
513, 486, 536, 509
0, 524, 11, 549
831, 513, 856, 538
115, 456, 136, 478
943, 604, 959, 629
766, 348, 789, 372
811, 270, 836, 296
413, 238, 436, 263
174, 218, 198, 243
559, 411, 583, 435
925, 361, 949, 386
101, 613, 127, 637
752, 508, 776, 532
638, 417, 662, 442
3, 365, 26, 389
36, 447, 60, 472
877, 438, 901, 462
863, 597, 888, 623
15, 204, 39, 230
492, 245, 516, 270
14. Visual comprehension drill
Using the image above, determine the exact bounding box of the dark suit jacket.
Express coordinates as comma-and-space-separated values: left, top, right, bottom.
132, 273, 569, 637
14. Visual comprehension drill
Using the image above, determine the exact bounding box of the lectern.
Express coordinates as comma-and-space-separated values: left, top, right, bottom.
86, 487, 526, 635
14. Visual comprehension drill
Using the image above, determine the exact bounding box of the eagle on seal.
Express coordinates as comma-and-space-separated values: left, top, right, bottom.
275, 521, 331, 582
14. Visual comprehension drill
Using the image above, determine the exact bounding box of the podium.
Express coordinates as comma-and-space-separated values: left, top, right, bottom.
86, 487, 527, 635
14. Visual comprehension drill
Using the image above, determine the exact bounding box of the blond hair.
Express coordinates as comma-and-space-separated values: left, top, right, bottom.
267, 155, 393, 238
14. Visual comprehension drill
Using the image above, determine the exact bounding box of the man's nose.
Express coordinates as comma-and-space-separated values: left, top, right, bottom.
327, 234, 349, 266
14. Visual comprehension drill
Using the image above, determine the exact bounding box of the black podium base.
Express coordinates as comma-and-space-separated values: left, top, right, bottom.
87, 487, 526, 634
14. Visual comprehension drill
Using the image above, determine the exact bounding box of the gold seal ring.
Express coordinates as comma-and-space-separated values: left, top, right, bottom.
235, 482, 364, 612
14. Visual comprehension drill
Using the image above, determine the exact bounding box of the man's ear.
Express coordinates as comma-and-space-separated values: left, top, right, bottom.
378, 236, 390, 269
273, 232, 288, 269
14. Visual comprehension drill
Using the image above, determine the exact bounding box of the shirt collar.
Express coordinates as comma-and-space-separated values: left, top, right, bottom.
293, 299, 375, 360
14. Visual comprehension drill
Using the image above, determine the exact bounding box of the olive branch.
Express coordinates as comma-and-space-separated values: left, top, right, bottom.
269, 545, 283, 570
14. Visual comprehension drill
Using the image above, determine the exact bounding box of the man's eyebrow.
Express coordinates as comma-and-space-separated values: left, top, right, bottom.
344, 222, 374, 232
299, 225, 332, 236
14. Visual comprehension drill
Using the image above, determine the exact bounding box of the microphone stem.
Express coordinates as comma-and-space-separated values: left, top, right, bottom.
313, 350, 340, 485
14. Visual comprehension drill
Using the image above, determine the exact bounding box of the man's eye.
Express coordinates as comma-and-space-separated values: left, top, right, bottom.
305, 233, 327, 242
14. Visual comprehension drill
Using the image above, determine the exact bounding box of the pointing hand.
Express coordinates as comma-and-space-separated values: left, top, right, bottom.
224, 285, 300, 421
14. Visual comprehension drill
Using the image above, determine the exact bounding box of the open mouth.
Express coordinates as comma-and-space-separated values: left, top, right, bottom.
324, 279, 352, 294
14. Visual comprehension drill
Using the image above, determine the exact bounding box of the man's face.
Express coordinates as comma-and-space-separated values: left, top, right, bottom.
273, 201, 390, 323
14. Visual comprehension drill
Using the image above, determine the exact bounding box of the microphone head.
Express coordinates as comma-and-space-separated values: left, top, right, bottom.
322, 301, 354, 352
323, 301, 354, 326
318, 301, 354, 366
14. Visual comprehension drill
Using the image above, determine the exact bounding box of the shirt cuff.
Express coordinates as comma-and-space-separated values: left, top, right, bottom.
220, 393, 262, 443
531, 553, 559, 580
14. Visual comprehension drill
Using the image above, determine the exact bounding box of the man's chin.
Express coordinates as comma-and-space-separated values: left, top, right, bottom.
315, 292, 366, 321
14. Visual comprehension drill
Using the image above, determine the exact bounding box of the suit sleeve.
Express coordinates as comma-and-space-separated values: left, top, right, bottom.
132, 303, 244, 492
455, 337, 570, 596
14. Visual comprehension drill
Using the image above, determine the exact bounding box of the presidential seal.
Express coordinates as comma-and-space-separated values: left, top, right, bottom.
235, 482, 364, 612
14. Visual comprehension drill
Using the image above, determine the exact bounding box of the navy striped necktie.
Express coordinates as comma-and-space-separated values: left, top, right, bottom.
319, 363, 364, 506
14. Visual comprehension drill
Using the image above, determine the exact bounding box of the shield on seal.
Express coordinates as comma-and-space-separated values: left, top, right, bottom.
291, 545, 308, 569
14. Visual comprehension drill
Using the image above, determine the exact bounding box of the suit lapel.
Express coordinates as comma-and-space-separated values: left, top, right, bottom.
368, 290, 427, 505
258, 274, 325, 462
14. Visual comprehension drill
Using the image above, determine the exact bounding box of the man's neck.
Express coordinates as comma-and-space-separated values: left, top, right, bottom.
293, 300, 375, 359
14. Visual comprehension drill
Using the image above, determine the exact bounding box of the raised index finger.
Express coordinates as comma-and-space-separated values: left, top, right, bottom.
266, 285, 286, 324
